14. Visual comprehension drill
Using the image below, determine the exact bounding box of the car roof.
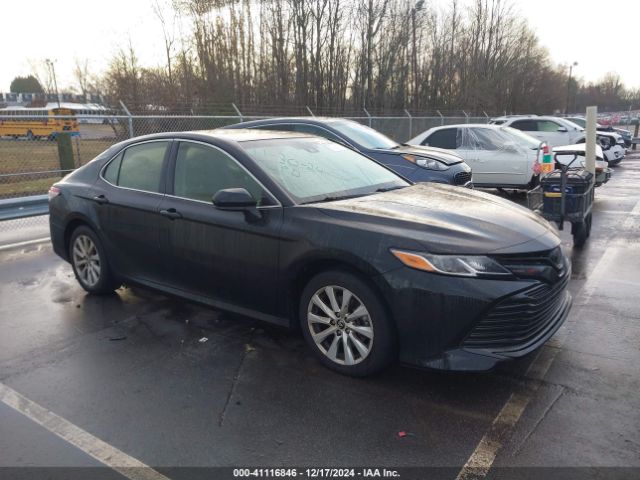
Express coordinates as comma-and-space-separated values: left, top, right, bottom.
193, 128, 316, 142
491, 115, 538, 121
102, 129, 319, 156
118, 128, 316, 145
224, 117, 353, 128
430, 123, 503, 129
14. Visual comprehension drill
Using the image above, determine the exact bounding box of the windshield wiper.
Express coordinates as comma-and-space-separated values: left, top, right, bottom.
374, 186, 406, 193
302, 193, 365, 204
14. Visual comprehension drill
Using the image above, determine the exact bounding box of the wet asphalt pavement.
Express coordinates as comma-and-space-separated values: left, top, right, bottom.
0, 153, 639, 479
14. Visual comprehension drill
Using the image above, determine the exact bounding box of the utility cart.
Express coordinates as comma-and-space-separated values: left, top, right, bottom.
528, 153, 595, 247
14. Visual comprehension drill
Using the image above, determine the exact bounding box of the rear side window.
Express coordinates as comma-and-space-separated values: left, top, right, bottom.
510, 120, 537, 131
116, 142, 169, 193
103, 152, 123, 184
424, 128, 458, 149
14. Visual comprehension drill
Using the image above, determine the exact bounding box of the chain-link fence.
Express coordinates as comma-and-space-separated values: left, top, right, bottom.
0, 111, 491, 202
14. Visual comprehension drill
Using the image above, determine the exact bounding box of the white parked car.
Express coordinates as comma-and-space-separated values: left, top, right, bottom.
491, 114, 625, 165
554, 144, 610, 187
489, 115, 586, 147
407, 124, 544, 189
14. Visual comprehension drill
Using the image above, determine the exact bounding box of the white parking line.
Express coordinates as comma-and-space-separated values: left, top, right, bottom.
0, 237, 50, 252
454, 197, 640, 480
0, 382, 170, 480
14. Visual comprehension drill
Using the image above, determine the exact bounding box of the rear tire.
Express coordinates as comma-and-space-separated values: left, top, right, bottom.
69, 226, 119, 294
572, 221, 588, 248
299, 270, 396, 377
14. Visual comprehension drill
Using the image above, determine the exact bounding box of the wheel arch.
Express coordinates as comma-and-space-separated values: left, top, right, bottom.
62, 214, 100, 259
286, 255, 393, 330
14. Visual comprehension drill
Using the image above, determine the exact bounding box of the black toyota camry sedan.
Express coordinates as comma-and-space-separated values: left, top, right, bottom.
49, 129, 571, 376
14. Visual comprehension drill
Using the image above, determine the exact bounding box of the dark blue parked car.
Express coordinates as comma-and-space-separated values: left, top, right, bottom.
223, 117, 473, 187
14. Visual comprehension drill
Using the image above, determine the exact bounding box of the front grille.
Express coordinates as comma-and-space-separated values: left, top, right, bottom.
454, 171, 472, 185
492, 246, 567, 282
463, 273, 569, 351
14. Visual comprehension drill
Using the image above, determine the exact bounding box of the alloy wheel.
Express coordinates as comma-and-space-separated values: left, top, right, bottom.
307, 286, 374, 366
72, 234, 101, 287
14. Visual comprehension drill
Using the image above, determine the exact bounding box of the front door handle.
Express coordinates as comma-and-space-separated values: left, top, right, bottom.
92, 195, 109, 205
160, 208, 182, 220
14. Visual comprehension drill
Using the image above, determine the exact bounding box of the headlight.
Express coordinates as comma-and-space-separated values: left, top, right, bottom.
402, 154, 449, 171
391, 249, 512, 278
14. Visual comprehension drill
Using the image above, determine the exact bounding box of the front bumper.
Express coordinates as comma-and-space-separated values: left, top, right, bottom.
428, 283, 571, 371
376, 263, 571, 371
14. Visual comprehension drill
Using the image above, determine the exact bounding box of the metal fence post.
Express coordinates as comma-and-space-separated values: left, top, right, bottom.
363, 108, 372, 127
119, 100, 134, 138
404, 109, 412, 139
306, 106, 315, 117
436, 110, 444, 126
462, 110, 469, 124
231, 103, 244, 123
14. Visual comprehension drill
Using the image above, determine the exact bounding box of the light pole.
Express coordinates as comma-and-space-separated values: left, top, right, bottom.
565, 61, 578, 115
45, 58, 61, 108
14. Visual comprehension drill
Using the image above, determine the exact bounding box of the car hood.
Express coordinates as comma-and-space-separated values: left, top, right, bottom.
314, 183, 560, 254
380, 145, 463, 165
554, 143, 604, 161
597, 131, 622, 141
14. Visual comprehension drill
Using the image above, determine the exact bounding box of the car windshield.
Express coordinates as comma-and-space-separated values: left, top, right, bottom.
501, 126, 542, 149
568, 118, 586, 128
570, 117, 604, 129
326, 120, 399, 150
240, 137, 409, 204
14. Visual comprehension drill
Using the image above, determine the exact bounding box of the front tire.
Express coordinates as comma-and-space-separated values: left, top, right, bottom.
69, 226, 118, 294
299, 270, 396, 376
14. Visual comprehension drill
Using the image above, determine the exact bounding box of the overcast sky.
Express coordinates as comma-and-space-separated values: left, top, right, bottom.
4, 0, 640, 93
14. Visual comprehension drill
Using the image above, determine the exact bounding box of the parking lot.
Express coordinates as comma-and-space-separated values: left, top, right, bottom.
0, 152, 639, 479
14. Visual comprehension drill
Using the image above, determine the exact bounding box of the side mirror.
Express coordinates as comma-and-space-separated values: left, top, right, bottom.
212, 188, 257, 210
502, 141, 518, 153
557, 126, 568, 133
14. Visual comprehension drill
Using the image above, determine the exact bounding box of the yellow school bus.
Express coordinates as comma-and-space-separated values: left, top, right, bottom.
0, 107, 79, 140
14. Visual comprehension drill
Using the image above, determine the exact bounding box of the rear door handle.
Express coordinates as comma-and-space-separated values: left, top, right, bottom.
92, 195, 109, 205
160, 208, 182, 220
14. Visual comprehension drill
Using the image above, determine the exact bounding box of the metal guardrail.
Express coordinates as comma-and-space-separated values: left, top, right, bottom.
0, 195, 49, 221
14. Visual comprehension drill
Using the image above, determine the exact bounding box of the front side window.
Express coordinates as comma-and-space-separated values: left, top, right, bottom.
536, 120, 561, 132
424, 128, 458, 149
241, 137, 408, 204
173, 142, 272, 205
117, 142, 169, 193
458, 128, 501, 150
